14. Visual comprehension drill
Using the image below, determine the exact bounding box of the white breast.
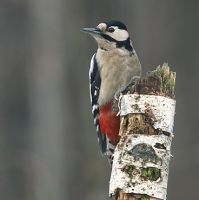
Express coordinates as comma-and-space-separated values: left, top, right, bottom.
96, 48, 141, 106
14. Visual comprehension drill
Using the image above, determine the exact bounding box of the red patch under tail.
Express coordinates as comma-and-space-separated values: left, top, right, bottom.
99, 102, 120, 145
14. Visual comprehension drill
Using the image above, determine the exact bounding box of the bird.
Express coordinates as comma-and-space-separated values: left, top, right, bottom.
82, 20, 141, 164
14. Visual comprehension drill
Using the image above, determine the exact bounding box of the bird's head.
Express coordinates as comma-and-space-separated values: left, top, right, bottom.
82, 20, 133, 52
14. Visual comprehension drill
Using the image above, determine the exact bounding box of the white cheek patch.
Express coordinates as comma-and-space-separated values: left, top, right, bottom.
113, 29, 129, 41
106, 29, 129, 41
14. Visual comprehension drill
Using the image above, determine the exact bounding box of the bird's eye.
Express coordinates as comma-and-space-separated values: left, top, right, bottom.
107, 27, 115, 33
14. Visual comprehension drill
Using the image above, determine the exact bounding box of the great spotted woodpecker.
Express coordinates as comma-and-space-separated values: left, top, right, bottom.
82, 20, 141, 164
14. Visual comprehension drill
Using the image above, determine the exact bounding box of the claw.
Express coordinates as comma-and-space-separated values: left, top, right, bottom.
114, 76, 140, 100
114, 90, 121, 101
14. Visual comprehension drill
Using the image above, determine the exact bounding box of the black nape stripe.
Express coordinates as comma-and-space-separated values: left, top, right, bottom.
116, 38, 133, 52
102, 34, 133, 52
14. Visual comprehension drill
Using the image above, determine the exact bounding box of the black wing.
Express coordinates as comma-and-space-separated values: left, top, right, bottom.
89, 54, 107, 154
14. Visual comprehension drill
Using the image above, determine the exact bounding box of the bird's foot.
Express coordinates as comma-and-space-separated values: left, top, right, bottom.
114, 76, 140, 100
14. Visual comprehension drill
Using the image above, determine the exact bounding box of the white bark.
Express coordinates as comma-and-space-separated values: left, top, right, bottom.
110, 94, 176, 200
119, 94, 176, 133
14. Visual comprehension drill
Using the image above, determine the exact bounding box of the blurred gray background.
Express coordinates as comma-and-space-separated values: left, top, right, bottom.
0, 0, 198, 200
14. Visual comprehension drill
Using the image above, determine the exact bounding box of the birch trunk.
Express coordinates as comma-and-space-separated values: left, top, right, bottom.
109, 64, 176, 200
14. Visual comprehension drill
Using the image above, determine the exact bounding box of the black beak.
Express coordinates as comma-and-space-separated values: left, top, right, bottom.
81, 27, 102, 36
